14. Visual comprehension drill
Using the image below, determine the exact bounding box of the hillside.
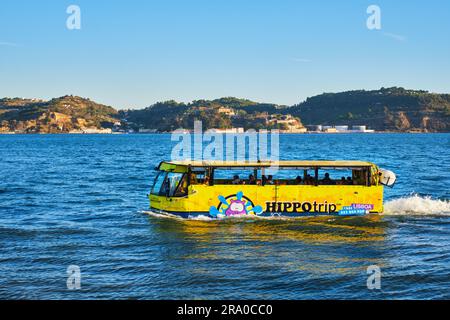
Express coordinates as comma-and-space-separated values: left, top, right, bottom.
121, 97, 301, 132
1, 88, 449, 133
290, 87, 450, 132
0, 96, 118, 133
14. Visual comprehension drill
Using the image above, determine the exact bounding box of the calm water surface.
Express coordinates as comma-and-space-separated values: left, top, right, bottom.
0, 133, 449, 299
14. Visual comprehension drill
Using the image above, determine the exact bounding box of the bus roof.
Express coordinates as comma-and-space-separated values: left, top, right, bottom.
158, 160, 376, 172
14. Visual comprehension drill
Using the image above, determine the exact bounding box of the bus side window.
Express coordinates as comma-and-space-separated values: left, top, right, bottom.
353, 170, 368, 186
166, 172, 184, 197
174, 174, 188, 197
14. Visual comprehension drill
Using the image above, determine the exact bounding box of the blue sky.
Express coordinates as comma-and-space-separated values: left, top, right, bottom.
1, 0, 449, 108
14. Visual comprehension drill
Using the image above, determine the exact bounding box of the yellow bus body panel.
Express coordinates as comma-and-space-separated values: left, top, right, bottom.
149, 184, 383, 215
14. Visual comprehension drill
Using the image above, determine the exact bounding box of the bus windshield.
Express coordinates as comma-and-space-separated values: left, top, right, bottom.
151, 171, 186, 196
151, 172, 167, 195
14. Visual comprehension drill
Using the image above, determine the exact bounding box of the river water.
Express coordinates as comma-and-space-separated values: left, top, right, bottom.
0, 133, 449, 299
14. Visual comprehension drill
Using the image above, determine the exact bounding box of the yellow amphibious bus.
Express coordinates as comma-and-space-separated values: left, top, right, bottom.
148, 160, 396, 218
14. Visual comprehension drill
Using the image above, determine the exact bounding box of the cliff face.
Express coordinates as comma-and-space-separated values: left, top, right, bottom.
0, 96, 118, 133
289, 88, 450, 132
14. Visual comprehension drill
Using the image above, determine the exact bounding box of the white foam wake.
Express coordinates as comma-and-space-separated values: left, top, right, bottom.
143, 196, 450, 220
143, 210, 278, 221
384, 195, 450, 216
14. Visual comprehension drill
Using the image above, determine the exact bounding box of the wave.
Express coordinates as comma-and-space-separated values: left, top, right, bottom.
143, 211, 339, 222
143, 210, 184, 220
143, 210, 279, 221
383, 195, 450, 216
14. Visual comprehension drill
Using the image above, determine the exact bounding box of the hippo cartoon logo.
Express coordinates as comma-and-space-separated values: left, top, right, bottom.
209, 191, 264, 217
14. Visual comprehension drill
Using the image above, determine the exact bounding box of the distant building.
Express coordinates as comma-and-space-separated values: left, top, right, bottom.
280, 127, 307, 133
305, 124, 374, 133
209, 127, 244, 134
82, 128, 112, 134
172, 129, 191, 134
335, 125, 349, 132
217, 107, 236, 116
352, 125, 366, 132
139, 128, 158, 133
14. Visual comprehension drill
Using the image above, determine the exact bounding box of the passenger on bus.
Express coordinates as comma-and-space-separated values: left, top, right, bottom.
190, 173, 198, 184
267, 175, 274, 185
176, 175, 188, 196
232, 175, 242, 185
248, 174, 257, 185
346, 176, 353, 185
321, 173, 333, 185
295, 176, 303, 185
262, 175, 267, 185
339, 177, 346, 185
